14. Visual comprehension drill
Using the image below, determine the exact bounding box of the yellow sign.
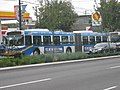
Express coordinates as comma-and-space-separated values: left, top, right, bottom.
92, 12, 101, 21
0, 11, 30, 20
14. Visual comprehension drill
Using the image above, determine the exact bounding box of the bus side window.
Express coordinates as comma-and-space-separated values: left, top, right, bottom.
89, 36, 95, 44
83, 36, 88, 45
70, 36, 74, 44
43, 36, 51, 45
17, 36, 24, 46
96, 36, 101, 43
33, 36, 41, 45
3, 36, 8, 45
53, 36, 60, 45
25, 36, 32, 45
111, 35, 120, 43
118, 36, 120, 42
102, 36, 107, 42
62, 36, 68, 44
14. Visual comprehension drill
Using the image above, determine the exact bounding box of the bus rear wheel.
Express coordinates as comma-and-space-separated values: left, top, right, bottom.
33, 49, 40, 55
66, 48, 72, 53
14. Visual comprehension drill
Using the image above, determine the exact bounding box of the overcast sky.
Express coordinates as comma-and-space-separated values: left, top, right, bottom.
0, 0, 107, 20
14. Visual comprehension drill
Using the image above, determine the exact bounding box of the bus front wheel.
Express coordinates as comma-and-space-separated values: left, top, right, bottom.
33, 49, 40, 55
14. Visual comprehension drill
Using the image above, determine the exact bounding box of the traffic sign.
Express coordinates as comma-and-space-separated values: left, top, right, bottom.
92, 11, 101, 21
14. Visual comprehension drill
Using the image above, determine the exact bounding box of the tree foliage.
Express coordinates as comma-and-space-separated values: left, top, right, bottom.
35, 0, 77, 31
98, 0, 120, 32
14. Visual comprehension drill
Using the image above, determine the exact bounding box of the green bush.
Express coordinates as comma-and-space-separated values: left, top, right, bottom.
18, 55, 46, 65
0, 51, 120, 68
0, 55, 46, 67
88, 51, 120, 58
0, 58, 16, 67
54, 52, 88, 61
44, 54, 54, 63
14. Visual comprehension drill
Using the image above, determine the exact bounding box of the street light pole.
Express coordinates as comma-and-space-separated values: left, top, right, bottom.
0, 19, 2, 44
19, 0, 22, 30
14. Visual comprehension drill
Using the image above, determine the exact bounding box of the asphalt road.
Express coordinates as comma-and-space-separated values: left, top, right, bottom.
0, 58, 120, 90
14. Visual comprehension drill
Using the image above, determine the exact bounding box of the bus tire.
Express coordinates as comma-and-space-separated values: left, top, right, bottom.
113, 49, 116, 53
33, 49, 40, 55
66, 47, 72, 53
102, 50, 106, 53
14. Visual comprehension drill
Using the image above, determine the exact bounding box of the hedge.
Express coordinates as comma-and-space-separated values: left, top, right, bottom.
0, 51, 120, 68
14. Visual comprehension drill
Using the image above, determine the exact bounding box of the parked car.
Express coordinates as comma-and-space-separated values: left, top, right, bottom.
89, 43, 117, 53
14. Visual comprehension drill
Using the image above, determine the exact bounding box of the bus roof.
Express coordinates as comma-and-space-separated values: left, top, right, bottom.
73, 31, 93, 33
73, 31, 108, 36
25, 29, 49, 32
24, 30, 73, 36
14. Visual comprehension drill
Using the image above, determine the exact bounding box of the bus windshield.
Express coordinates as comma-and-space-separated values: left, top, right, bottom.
5, 35, 24, 46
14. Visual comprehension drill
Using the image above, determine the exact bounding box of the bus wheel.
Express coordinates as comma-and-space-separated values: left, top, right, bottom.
103, 50, 106, 53
33, 49, 40, 55
66, 48, 72, 53
113, 49, 116, 53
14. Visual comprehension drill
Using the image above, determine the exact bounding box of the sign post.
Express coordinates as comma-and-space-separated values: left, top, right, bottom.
19, 0, 22, 30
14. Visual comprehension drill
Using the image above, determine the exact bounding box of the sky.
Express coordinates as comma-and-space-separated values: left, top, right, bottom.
0, 0, 104, 20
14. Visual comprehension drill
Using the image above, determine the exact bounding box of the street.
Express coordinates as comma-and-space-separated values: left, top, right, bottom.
0, 58, 120, 90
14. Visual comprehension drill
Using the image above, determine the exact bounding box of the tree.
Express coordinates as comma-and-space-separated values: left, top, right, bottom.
35, 0, 77, 32
98, 0, 120, 32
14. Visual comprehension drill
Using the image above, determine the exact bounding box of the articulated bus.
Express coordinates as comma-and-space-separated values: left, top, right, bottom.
2, 29, 110, 55
3, 29, 75, 55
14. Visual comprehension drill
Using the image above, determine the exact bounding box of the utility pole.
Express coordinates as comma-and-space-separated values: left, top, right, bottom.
0, 19, 2, 44
19, 0, 22, 30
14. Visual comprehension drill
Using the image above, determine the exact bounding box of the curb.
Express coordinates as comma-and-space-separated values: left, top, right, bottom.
0, 55, 120, 71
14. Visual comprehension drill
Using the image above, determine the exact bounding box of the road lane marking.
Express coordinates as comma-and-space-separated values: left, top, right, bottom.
110, 65, 120, 69
0, 78, 51, 89
104, 86, 117, 90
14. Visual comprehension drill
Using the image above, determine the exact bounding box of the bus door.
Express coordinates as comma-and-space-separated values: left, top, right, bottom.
74, 33, 82, 52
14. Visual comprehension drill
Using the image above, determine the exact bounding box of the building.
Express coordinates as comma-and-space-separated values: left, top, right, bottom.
0, 11, 31, 30
71, 15, 92, 31
71, 15, 102, 32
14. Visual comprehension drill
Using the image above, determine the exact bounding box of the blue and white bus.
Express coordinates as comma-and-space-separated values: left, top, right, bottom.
3, 29, 75, 55
3, 29, 111, 55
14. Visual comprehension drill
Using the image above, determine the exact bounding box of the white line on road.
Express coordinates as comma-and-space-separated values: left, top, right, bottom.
104, 86, 117, 90
110, 65, 120, 69
0, 78, 52, 89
